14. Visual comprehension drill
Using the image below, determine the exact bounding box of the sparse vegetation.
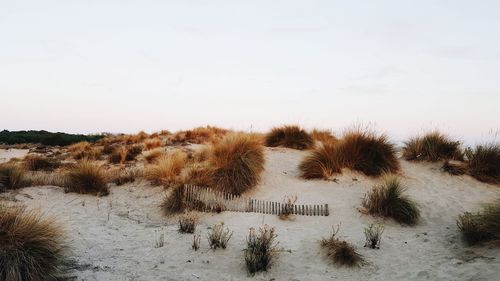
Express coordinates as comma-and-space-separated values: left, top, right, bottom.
279, 195, 297, 220
320, 225, 362, 267
0, 204, 68, 281
65, 159, 109, 196
144, 138, 163, 150
171, 126, 228, 144
265, 125, 313, 150
441, 161, 466, 175
209, 133, 265, 195
0, 163, 25, 191
403, 132, 462, 162
244, 225, 279, 274
465, 144, 500, 184
145, 151, 187, 186
207, 222, 233, 249
362, 175, 420, 225
178, 213, 198, 233
192, 234, 201, 251
364, 223, 384, 249
162, 184, 186, 214
457, 200, 500, 245
310, 129, 337, 144
144, 148, 166, 163
108, 167, 142, 185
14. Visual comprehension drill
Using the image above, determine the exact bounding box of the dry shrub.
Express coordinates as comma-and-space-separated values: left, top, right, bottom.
0, 205, 68, 281
126, 145, 143, 161
0, 163, 25, 191
68, 142, 101, 160
67, 141, 91, 153
465, 144, 500, 184
321, 225, 363, 267
311, 129, 337, 143
171, 126, 228, 144
244, 225, 279, 274
65, 159, 108, 196
22, 171, 67, 187
178, 213, 198, 233
299, 141, 343, 179
403, 132, 463, 162
265, 125, 313, 150
209, 133, 265, 195
23, 155, 60, 171
109, 146, 128, 164
144, 138, 163, 150
207, 222, 233, 249
145, 151, 187, 186
162, 184, 186, 214
457, 200, 499, 245
182, 164, 214, 187
279, 195, 297, 220
101, 144, 117, 155
126, 131, 149, 144
144, 148, 166, 164
108, 167, 142, 186
441, 161, 466, 175
364, 223, 384, 249
362, 175, 420, 225
339, 129, 400, 176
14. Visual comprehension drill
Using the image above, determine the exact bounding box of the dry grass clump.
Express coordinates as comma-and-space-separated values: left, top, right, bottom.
145, 151, 188, 186
465, 144, 500, 184
0, 163, 25, 191
68, 141, 101, 160
109, 146, 128, 164
162, 184, 187, 214
265, 125, 313, 150
299, 142, 343, 179
21, 171, 67, 187
144, 138, 163, 150
125, 131, 149, 144
65, 159, 108, 196
362, 175, 420, 225
171, 126, 228, 144
23, 155, 60, 171
144, 148, 166, 164
339, 129, 400, 176
0, 205, 68, 281
403, 132, 462, 162
207, 133, 265, 195
178, 213, 198, 233
441, 161, 467, 176
108, 167, 142, 186
320, 225, 362, 267
364, 223, 384, 249
244, 225, 279, 274
310, 129, 337, 144
207, 222, 233, 249
182, 164, 214, 187
457, 200, 499, 245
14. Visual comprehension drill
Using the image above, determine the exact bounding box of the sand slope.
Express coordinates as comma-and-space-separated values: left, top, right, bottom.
2, 148, 499, 281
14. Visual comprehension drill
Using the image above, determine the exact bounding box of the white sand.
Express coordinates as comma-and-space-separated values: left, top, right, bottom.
2, 148, 499, 280
0, 148, 29, 163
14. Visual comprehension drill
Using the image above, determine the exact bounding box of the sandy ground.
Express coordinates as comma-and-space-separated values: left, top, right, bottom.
0, 148, 29, 163
1, 148, 499, 281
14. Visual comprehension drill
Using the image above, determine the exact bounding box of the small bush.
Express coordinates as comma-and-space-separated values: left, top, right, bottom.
402, 132, 462, 162
441, 161, 466, 175
320, 225, 362, 267
126, 145, 143, 161
23, 155, 60, 171
145, 151, 187, 186
364, 223, 384, 249
339, 129, 400, 176
244, 225, 279, 274
457, 200, 499, 245
0, 164, 25, 191
178, 213, 198, 233
362, 175, 420, 225
0, 205, 68, 281
144, 148, 166, 164
144, 138, 163, 150
109, 146, 128, 164
465, 144, 500, 184
162, 184, 186, 214
265, 125, 313, 150
171, 126, 228, 144
299, 142, 343, 179
65, 160, 108, 196
209, 133, 265, 195
207, 222, 233, 249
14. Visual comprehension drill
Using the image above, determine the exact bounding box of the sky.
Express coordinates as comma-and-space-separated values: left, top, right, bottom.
1, 0, 499, 144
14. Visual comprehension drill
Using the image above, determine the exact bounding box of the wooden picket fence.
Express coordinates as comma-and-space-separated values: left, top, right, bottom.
183, 184, 329, 216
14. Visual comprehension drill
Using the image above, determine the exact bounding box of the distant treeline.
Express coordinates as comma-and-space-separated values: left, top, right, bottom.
0, 130, 105, 146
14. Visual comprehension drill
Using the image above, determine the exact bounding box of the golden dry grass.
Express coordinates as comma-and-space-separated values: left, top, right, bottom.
144, 148, 166, 164
457, 200, 500, 245
0, 204, 68, 281
144, 138, 163, 150
171, 126, 228, 144
265, 125, 313, 150
465, 143, 500, 184
310, 129, 337, 144
145, 151, 188, 186
402, 131, 463, 162
299, 141, 343, 179
0, 163, 25, 191
208, 133, 265, 195
65, 159, 108, 196
320, 225, 363, 267
23, 155, 60, 171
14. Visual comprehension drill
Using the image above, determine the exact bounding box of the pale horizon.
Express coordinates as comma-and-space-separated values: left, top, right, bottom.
1, 1, 499, 145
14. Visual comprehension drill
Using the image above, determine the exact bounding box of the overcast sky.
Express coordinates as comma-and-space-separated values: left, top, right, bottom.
1, 0, 499, 144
